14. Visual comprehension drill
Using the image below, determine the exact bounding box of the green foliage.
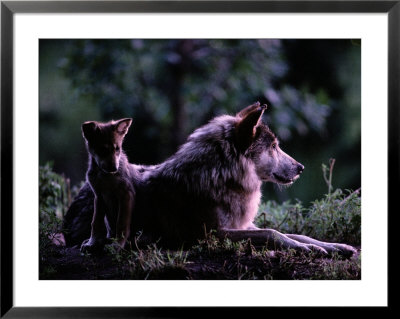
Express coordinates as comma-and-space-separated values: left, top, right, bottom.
39, 163, 72, 277
39, 162, 71, 221
39, 211, 62, 278
255, 159, 361, 245
60, 39, 330, 139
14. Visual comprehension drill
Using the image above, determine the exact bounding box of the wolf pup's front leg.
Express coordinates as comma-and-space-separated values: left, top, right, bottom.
81, 196, 108, 253
112, 188, 134, 250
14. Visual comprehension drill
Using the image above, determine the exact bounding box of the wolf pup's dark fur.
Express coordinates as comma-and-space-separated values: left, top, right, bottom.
64, 103, 357, 257
80, 118, 136, 253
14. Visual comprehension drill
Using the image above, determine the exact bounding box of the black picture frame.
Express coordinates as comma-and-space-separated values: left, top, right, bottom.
1, 1, 397, 317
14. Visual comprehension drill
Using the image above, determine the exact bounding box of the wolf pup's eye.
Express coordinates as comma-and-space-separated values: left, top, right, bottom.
271, 143, 277, 149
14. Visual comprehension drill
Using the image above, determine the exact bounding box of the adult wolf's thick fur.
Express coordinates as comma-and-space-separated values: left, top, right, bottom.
63, 102, 356, 257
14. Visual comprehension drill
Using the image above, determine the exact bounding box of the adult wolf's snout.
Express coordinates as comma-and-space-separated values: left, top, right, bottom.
297, 163, 305, 174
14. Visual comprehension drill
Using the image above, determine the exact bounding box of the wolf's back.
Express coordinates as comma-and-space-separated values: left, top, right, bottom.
63, 182, 94, 247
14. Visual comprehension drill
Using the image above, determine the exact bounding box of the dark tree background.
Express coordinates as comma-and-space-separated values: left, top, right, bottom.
39, 39, 361, 204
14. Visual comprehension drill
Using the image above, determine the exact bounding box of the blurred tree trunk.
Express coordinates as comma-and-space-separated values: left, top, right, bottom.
166, 40, 195, 150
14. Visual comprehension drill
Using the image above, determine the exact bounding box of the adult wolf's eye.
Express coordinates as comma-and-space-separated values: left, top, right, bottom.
271, 143, 277, 149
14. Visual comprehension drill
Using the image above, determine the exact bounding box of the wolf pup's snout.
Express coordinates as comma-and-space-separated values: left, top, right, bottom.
103, 162, 119, 174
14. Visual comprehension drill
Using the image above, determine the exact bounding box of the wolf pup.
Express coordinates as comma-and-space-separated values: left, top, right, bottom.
80, 118, 135, 253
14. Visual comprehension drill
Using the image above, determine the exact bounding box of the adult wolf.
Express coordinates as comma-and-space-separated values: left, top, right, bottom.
63, 102, 356, 257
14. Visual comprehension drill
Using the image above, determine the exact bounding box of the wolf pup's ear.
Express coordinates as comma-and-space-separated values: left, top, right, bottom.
115, 118, 132, 136
235, 104, 267, 151
81, 121, 98, 141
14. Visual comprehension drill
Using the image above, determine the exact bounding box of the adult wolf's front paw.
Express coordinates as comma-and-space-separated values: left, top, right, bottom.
80, 238, 104, 254
330, 243, 358, 258
304, 243, 329, 256
287, 241, 325, 256
294, 243, 328, 257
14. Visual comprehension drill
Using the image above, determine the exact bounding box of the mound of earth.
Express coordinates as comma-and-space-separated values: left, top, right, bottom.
40, 243, 361, 280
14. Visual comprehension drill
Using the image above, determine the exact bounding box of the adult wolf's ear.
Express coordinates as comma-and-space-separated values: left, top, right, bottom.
236, 101, 264, 118
115, 118, 132, 136
81, 121, 98, 141
235, 103, 267, 151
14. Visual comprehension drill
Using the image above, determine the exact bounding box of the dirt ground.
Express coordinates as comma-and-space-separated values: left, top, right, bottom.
40, 243, 361, 280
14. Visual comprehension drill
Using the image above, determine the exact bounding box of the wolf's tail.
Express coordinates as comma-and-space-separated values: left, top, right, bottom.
62, 182, 94, 247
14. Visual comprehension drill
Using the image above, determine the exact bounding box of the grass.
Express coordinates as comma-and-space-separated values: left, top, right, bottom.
105, 237, 191, 279
313, 253, 362, 280
39, 159, 361, 280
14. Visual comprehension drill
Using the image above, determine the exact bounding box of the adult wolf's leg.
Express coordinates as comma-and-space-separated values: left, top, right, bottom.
218, 229, 328, 255
63, 182, 94, 247
285, 234, 357, 257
